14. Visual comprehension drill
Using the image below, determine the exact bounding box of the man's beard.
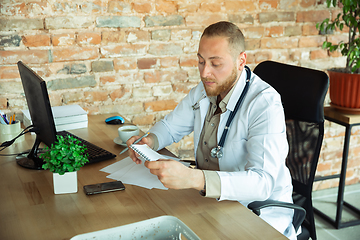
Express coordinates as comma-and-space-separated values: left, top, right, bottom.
201, 66, 238, 97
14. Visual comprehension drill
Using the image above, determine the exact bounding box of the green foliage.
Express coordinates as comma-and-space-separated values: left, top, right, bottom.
40, 134, 89, 175
316, 0, 360, 73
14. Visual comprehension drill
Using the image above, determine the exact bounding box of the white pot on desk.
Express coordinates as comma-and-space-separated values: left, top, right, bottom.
53, 171, 78, 194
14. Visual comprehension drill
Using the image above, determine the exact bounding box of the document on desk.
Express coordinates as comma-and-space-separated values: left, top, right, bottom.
100, 155, 189, 190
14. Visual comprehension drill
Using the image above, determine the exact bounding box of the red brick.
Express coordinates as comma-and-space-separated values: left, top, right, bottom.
145, 99, 178, 112
77, 32, 101, 45
261, 38, 298, 49
259, 0, 278, 10
138, 58, 157, 69
132, 113, 156, 125
1, 3, 26, 15
132, 2, 152, 13
102, 31, 126, 44
300, 0, 316, 8
265, 26, 284, 37
245, 39, 261, 50
0, 50, 48, 64
199, 3, 221, 12
156, 1, 178, 13
52, 47, 99, 62
109, 87, 126, 101
245, 53, 256, 64
0, 98, 7, 109
108, 1, 130, 13
310, 49, 328, 60
100, 76, 116, 84
244, 27, 265, 39
126, 30, 150, 42
114, 58, 137, 70
23, 34, 50, 47
144, 71, 163, 83
331, 9, 342, 21
160, 57, 179, 68
224, 1, 256, 12
26, 2, 50, 16
299, 36, 326, 48
178, 3, 198, 13
52, 33, 76, 46
317, 161, 332, 172
180, 57, 197, 67
0, 66, 20, 79
84, 91, 108, 102
302, 25, 319, 36
329, 50, 342, 57
327, 35, 348, 45
297, 10, 330, 23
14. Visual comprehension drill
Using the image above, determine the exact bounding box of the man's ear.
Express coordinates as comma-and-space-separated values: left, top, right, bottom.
237, 52, 247, 70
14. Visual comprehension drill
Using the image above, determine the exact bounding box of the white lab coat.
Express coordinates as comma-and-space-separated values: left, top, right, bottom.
150, 69, 296, 239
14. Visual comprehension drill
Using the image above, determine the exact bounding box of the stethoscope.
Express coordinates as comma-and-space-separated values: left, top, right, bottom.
205, 66, 252, 159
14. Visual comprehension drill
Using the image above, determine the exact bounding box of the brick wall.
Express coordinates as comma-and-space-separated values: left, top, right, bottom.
0, 0, 359, 190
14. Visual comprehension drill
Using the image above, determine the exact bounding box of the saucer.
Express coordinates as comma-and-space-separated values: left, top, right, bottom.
114, 137, 127, 147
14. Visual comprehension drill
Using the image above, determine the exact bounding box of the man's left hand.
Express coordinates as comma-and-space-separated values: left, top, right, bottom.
144, 160, 204, 191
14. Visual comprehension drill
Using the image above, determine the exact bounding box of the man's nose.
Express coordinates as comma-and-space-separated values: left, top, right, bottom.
200, 63, 212, 78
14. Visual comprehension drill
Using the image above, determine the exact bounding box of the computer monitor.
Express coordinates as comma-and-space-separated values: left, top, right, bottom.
16, 61, 57, 170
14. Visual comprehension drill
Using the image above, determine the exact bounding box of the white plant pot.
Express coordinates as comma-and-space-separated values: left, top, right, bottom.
53, 171, 78, 194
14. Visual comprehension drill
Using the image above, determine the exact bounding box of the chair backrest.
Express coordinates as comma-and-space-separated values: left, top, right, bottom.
253, 61, 329, 240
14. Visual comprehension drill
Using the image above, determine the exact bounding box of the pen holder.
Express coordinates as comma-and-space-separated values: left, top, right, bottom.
0, 121, 24, 143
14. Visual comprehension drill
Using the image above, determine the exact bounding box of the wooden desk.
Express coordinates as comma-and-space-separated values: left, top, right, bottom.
314, 107, 360, 228
0, 114, 286, 240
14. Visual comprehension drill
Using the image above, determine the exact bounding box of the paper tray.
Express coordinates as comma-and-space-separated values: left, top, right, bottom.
71, 215, 200, 240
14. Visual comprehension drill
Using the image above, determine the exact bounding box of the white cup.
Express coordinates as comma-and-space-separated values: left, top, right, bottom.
118, 124, 139, 143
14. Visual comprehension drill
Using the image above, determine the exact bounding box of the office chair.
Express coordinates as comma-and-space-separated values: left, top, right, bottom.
248, 61, 329, 240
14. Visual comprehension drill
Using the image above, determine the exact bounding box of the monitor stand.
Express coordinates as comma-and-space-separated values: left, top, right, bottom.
16, 138, 44, 170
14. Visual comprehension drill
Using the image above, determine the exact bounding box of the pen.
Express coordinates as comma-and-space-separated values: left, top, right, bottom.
119, 131, 150, 155
9, 116, 12, 125
0, 114, 6, 124
12, 113, 15, 124
2, 114, 9, 124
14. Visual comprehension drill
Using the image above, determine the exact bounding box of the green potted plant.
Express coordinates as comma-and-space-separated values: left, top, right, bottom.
40, 134, 88, 194
317, 0, 360, 113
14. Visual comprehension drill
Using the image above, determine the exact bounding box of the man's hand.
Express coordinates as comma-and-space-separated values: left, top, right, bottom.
127, 134, 154, 164
144, 159, 205, 190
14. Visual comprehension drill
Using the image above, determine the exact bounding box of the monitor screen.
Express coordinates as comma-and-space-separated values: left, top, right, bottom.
16, 61, 57, 169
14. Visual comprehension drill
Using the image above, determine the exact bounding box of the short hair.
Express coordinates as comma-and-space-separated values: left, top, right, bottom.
201, 21, 245, 60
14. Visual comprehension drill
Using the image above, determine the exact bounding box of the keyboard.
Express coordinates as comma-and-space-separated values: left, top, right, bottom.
57, 131, 116, 164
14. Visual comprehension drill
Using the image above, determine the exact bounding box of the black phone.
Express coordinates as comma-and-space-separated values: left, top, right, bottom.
83, 181, 125, 195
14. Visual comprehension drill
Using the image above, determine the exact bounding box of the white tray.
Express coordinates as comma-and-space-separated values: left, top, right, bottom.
70, 215, 200, 240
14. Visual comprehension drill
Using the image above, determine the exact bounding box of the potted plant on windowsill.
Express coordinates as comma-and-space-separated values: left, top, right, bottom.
317, 0, 360, 114
40, 134, 88, 194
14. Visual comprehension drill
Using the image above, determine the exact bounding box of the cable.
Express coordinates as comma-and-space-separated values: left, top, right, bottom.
0, 125, 39, 153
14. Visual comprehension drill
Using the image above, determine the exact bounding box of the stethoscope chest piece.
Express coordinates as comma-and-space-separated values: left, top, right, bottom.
210, 146, 223, 158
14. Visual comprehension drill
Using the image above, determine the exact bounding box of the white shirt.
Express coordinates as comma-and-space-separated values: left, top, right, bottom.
150, 69, 296, 239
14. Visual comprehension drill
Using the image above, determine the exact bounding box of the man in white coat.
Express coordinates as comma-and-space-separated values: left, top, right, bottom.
127, 21, 296, 239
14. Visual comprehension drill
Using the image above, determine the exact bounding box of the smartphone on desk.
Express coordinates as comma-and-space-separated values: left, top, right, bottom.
83, 181, 125, 195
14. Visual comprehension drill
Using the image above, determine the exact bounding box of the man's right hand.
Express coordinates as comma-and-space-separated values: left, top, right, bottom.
127, 134, 155, 164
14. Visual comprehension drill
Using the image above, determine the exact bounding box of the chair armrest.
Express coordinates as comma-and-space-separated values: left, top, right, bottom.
248, 200, 306, 232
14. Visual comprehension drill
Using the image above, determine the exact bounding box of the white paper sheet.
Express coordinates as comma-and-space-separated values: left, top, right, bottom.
100, 155, 189, 190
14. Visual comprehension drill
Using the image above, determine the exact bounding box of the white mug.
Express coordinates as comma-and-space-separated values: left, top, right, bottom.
118, 125, 139, 143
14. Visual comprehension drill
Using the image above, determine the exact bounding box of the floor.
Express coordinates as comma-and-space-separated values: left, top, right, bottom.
312, 183, 360, 240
